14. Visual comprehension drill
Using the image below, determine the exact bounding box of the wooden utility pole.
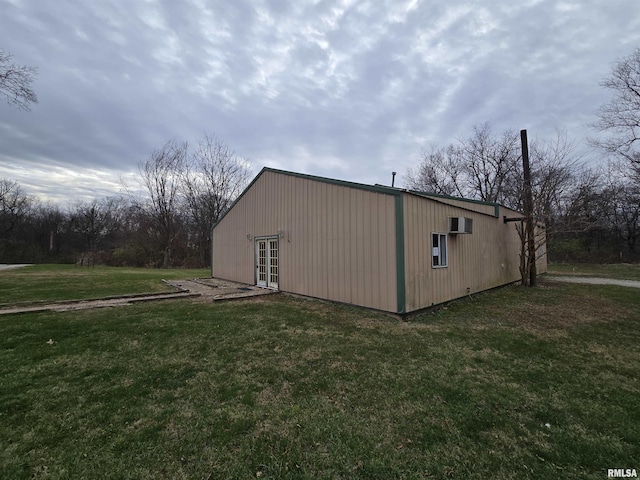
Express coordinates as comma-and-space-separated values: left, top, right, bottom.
521, 129, 537, 287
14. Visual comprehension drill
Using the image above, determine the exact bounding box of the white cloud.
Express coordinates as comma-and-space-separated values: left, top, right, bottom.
0, 162, 128, 205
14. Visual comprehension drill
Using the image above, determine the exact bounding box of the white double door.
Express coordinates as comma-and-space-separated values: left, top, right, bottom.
255, 237, 278, 289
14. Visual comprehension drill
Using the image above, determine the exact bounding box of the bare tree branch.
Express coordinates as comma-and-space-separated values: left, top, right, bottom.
0, 178, 31, 235
182, 133, 251, 265
137, 140, 187, 268
405, 122, 520, 206
406, 145, 462, 196
592, 48, 640, 171
0, 48, 38, 110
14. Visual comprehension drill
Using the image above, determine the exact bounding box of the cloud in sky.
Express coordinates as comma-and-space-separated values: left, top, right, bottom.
1, 0, 639, 204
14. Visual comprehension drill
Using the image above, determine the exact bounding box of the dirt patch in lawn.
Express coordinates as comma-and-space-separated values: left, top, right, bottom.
488, 290, 631, 336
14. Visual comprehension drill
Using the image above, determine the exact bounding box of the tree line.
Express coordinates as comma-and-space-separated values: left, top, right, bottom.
0, 135, 251, 268
3, 124, 636, 268
2, 47, 640, 267
406, 124, 639, 265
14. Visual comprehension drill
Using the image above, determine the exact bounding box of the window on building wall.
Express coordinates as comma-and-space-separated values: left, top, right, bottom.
432, 233, 448, 268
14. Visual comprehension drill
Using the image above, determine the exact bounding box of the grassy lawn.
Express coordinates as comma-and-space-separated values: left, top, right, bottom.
548, 262, 640, 281
1, 271, 639, 479
0, 264, 210, 304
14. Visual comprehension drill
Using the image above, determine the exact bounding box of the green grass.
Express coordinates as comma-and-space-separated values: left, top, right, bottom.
0, 264, 210, 304
1, 270, 639, 479
548, 262, 640, 281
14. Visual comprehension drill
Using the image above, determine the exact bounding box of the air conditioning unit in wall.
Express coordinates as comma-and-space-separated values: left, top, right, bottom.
449, 216, 473, 234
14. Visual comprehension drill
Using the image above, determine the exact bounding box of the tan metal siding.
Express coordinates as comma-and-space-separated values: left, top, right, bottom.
212, 171, 398, 312
403, 194, 544, 312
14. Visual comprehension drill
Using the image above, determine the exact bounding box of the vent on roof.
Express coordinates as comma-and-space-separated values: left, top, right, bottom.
449, 217, 473, 234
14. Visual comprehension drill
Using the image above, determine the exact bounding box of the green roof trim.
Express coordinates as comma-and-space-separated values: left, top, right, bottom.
408, 189, 502, 218
394, 194, 406, 314
263, 167, 401, 195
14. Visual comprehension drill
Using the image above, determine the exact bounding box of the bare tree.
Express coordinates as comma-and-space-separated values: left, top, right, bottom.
554, 167, 603, 237
406, 145, 462, 196
406, 122, 520, 206
0, 49, 38, 110
182, 134, 251, 266
598, 163, 640, 254
136, 140, 187, 268
511, 131, 583, 284
122, 135, 249, 268
593, 48, 640, 175
69, 198, 121, 263
0, 178, 31, 236
35, 202, 67, 256
526, 131, 582, 225
454, 122, 521, 205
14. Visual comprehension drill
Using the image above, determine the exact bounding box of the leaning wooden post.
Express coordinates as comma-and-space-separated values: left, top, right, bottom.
521, 129, 537, 287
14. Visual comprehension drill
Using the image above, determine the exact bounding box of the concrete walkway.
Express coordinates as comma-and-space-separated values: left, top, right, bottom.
0, 278, 277, 316
0, 291, 200, 315
546, 276, 640, 288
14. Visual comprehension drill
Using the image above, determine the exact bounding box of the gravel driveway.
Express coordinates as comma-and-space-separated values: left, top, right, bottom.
0, 264, 32, 271
547, 276, 640, 288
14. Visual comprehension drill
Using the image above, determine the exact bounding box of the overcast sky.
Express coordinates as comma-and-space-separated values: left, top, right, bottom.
1, 0, 639, 204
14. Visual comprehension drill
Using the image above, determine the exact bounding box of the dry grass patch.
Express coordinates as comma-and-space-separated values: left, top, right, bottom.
416, 278, 637, 338
488, 294, 630, 336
